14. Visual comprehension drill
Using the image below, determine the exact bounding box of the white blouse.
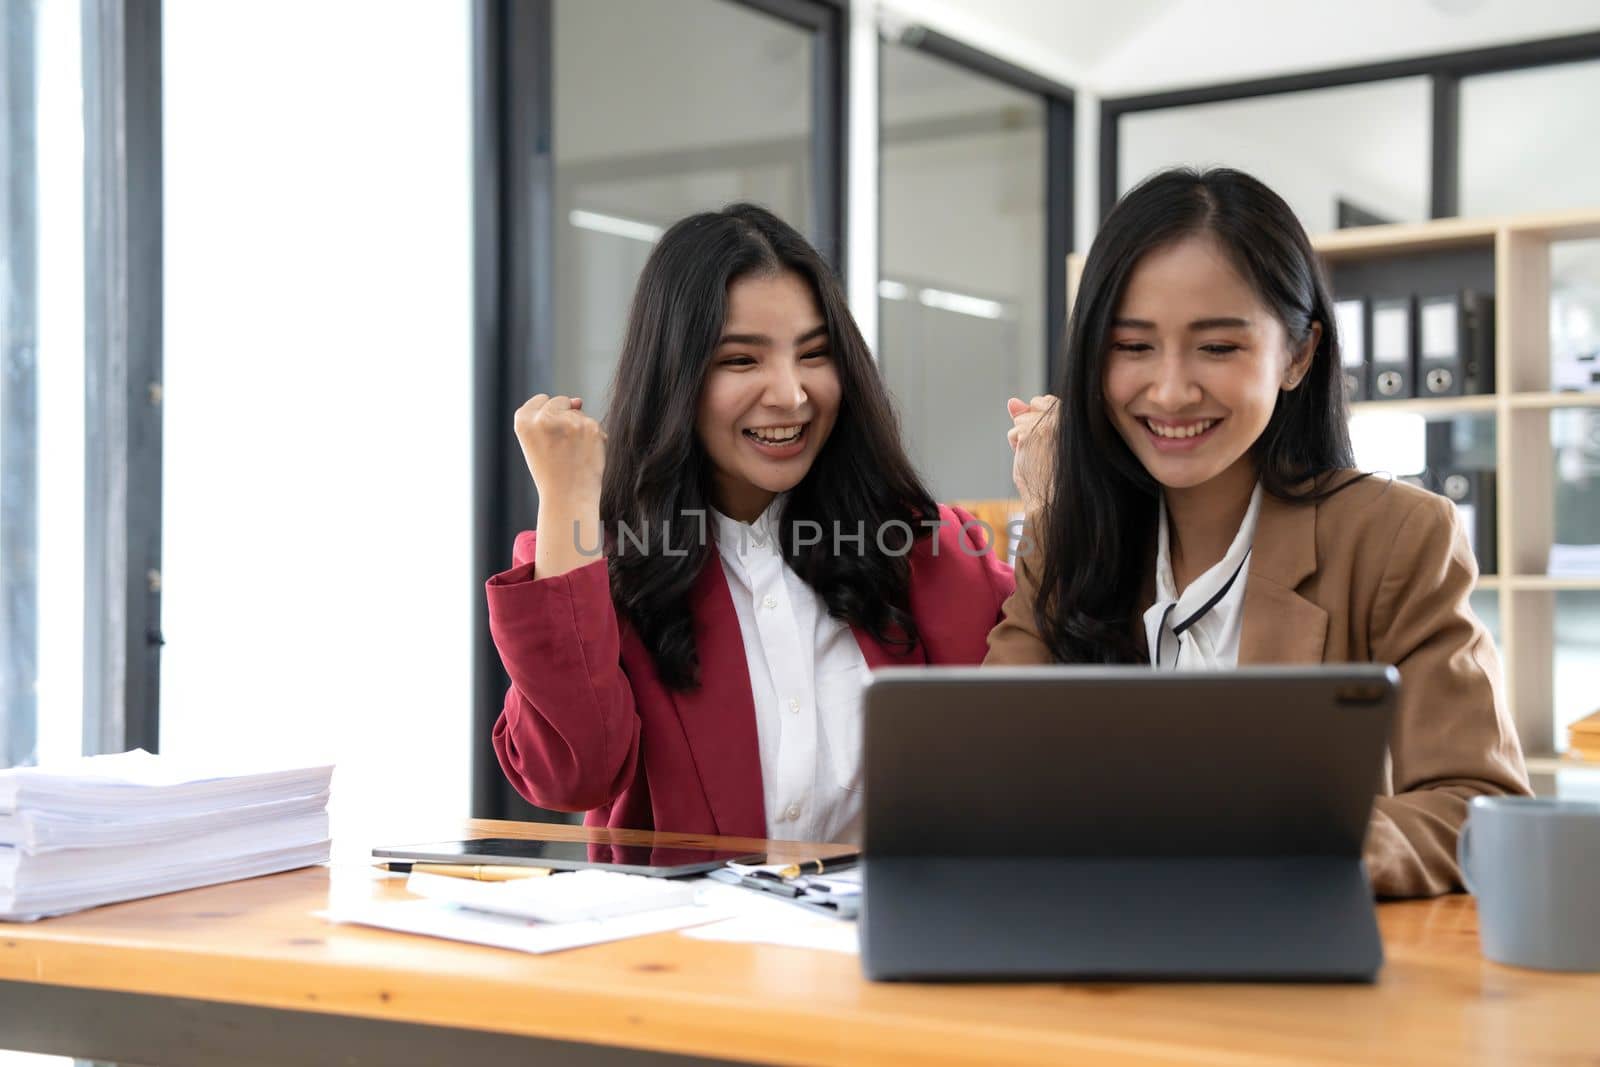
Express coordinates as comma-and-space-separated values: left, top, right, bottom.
1143, 483, 1263, 670
710, 497, 867, 844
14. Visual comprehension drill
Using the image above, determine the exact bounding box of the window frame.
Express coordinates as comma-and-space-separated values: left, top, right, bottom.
82, 0, 164, 757
877, 24, 1076, 387
469, 0, 850, 820
2, 0, 41, 767
1099, 30, 1600, 224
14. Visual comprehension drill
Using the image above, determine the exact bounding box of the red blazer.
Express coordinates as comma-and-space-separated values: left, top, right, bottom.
488, 504, 1015, 838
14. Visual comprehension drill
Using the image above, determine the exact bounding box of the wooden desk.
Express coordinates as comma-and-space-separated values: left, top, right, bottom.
1, 820, 1596, 1067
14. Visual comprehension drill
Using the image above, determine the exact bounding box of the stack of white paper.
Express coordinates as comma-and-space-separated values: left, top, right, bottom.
0, 749, 332, 921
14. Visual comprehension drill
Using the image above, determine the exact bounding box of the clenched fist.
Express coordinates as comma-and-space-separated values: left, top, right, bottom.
514, 394, 606, 505
514, 394, 606, 579
1007, 394, 1059, 515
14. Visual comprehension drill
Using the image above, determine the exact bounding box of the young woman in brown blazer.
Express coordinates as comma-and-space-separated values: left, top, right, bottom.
992, 167, 1530, 899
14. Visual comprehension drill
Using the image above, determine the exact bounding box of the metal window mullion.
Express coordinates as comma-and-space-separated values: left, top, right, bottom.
1430, 73, 1460, 219
2, 0, 40, 768
471, 0, 562, 821
82, 0, 162, 756
810, 0, 847, 277
1045, 95, 1074, 390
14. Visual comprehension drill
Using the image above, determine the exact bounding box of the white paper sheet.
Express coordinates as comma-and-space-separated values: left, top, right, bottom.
0, 840, 331, 921
0, 749, 334, 815
0, 791, 332, 852
679, 882, 859, 955
322, 896, 736, 954
0, 810, 331, 893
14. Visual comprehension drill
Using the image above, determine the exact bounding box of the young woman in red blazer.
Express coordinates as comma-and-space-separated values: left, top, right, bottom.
487, 204, 1014, 843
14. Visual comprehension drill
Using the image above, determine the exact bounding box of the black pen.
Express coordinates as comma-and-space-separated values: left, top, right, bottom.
774, 853, 861, 879
741, 870, 804, 897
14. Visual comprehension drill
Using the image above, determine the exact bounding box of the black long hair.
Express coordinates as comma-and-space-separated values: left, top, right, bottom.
1034, 167, 1357, 664
600, 203, 937, 690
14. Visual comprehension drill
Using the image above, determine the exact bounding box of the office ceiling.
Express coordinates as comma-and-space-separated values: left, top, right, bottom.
900, 0, 1600, 96
1088, 0, 1600, 96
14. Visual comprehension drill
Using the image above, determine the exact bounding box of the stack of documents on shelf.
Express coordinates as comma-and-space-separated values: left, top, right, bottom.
0, 749, 332, 922
1548, 543, 1600, 577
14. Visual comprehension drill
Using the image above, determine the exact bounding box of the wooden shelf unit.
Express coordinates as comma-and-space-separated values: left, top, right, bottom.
1505, 576, 1600, 592
1508, 391, 1600, 410
1348, 395, 1498, 418
1524, 755, 1600, 777
1315, 208, 1600, 758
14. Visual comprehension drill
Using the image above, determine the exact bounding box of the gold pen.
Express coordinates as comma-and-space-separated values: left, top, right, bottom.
378, 862, 555, 882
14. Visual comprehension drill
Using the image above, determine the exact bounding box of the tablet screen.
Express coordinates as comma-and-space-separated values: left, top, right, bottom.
372, 837, 766, 877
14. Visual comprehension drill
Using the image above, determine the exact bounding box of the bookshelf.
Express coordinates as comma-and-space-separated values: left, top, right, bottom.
1314, 208, 1600, 758
1349, 395, 1497, 417
1508, 391, 1600, 410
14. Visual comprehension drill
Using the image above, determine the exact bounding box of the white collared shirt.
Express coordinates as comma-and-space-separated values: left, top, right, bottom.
1143, 483, 1263, 670
710, 497, 867, 844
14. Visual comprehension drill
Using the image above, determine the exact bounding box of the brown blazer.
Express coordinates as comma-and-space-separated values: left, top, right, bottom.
985, 473, 1532, 899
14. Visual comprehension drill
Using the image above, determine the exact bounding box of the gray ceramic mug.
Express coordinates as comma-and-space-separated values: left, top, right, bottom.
1458, 795, 1600, 972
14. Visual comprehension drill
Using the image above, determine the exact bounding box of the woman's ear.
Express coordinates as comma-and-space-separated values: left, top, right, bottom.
1282, 319, 1322, 391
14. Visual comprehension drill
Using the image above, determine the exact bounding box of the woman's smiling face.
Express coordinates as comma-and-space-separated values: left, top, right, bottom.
1102, 233, 1316, 492
695, 270, 841, 521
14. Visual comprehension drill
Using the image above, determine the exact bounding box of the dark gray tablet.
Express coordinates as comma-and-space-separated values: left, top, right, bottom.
859, 664, 1398, 982
372, 838, 764, 877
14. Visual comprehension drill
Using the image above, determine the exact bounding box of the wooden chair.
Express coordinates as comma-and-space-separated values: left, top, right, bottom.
946, 498, 1026, 564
